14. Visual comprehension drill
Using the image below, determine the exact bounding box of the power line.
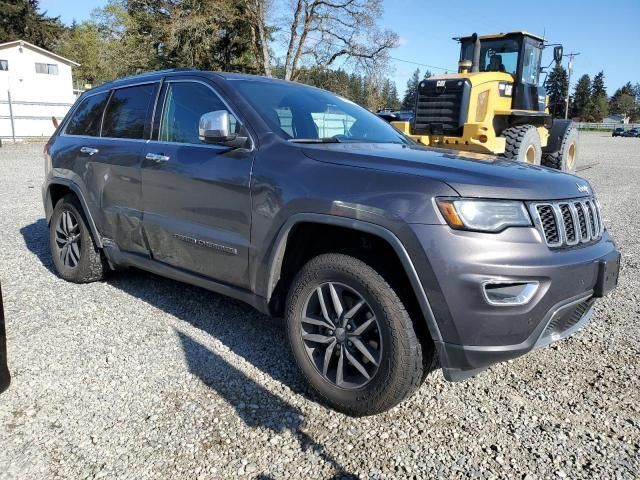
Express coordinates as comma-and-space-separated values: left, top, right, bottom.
387, 56, 454, 72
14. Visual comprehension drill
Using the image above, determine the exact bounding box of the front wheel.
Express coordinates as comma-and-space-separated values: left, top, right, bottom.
285, 253, 430, 416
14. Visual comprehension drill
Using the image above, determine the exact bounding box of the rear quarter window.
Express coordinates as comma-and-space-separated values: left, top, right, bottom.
102, 83, 157, 139
65, 92, 109, 136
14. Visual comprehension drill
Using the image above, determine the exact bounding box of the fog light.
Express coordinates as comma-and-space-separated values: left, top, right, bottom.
482, 281, 539, 306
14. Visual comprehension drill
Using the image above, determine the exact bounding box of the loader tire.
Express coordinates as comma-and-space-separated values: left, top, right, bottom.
502, 124, 542, 165
542, 124, 579, 173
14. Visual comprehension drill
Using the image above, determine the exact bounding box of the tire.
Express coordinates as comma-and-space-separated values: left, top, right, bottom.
285, 253, 431, 416
502, 124, 542, 165
543, 124, 579, 173
49, 194, 107, 283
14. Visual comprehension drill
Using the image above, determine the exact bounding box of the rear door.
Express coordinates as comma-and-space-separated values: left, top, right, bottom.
86, 82, 158, 254
140, 78, 254, 288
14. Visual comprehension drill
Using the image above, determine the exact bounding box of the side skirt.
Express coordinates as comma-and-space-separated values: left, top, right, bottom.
102, 240, 270, 315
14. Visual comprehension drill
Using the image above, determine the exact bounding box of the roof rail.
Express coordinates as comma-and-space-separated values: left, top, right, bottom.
113, 67, 199, 83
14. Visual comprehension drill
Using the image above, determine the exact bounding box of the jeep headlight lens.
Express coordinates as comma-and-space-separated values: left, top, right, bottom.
436, 198, 532, 232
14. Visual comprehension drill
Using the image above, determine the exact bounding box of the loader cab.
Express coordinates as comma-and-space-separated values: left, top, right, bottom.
458, 32, 546, 112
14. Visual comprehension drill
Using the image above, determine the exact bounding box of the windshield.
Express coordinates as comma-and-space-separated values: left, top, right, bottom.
461, 38, 520, 77
233, 80, 410, 144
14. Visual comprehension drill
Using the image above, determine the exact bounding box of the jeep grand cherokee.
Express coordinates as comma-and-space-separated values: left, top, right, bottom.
42, 69, 620, 416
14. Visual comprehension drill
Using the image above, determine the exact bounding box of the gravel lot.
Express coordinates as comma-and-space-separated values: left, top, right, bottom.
0, 133, 638, 479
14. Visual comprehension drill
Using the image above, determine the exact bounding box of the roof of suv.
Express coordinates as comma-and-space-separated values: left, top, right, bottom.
83, 69, 302, 96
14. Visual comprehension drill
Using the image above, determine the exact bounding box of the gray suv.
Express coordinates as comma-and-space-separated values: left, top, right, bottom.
42, 69, 620, 416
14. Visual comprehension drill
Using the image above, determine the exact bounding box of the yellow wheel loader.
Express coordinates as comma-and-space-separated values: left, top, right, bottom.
392, 32, 578, 172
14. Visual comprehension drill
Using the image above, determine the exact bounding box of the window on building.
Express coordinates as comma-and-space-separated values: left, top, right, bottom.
35, 63, 59, 75
102, 83, 157, 139
0, 60, 7, 71
65, 92, 110, 137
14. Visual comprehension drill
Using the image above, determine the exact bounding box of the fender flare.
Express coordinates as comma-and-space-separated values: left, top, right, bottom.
45, 178, 103, 249
264, 213, 443, 342
543, 119, 574, 154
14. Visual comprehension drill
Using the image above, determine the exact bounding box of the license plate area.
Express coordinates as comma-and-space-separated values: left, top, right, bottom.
594, 251, 621, 298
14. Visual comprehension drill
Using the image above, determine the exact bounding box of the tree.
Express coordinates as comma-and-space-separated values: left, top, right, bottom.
544, 63, 568, 118
571, 74, 591, 119
609, 82, 637, 119
56, 22, 106, 88
589, 71, 608, 121
380, 78, 399, 111
0, 0, 64, 50
401, 68, 420, 111
279, 0, 398, 81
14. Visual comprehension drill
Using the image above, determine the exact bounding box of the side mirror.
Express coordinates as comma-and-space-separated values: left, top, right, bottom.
198, 110, 236, 144
553, 46, 563, 64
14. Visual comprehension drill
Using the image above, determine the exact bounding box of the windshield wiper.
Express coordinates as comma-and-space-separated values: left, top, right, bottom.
288, 138, 341, 144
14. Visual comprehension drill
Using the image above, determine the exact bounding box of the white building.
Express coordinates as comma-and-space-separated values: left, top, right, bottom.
0, 40, 79, 140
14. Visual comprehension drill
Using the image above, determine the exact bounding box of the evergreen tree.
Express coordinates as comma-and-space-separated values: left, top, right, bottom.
590, 71, 608, 121
571, 74, 591, 119
544, 64, 568, 118
401, 68, 420, 111
0, 0, 64, 50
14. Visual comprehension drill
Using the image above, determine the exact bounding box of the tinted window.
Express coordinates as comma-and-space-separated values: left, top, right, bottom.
159, 82, 238, 144
102, 84, 156, 139
234, 80, 408, 144
0, 60, 7, 71
65, 92, 109, 136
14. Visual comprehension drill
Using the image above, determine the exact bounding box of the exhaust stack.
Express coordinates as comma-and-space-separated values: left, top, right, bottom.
471, 33, 481, 73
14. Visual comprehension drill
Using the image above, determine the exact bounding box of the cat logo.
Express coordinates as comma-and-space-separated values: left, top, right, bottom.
436, 80, 446, 87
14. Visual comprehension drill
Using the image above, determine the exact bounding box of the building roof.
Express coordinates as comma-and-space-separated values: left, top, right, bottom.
0, 39, 80, 67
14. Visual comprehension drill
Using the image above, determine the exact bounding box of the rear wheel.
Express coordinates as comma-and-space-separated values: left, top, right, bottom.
285, 253, 430, 416
542, 124, 579, 173
49, 194, 107, 283
502, 124, 542, 165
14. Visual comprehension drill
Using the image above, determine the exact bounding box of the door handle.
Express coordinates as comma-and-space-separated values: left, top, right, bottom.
80, 146, 99, 156
145, 153, 170, 163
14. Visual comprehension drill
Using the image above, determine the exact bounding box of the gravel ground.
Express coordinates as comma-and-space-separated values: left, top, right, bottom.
0, 133, 638, 479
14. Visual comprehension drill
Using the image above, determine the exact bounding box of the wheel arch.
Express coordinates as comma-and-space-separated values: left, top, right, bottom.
264, 213, 443, 343
45, 179, 103, 249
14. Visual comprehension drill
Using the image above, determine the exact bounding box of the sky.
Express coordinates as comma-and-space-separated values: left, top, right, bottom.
39, 0, 640, 96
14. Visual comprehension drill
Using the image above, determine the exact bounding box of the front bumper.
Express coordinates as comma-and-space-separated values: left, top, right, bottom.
409, 224, 620, 380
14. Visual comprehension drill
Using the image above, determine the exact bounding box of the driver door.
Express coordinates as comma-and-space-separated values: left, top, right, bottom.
140, 78, 254, 288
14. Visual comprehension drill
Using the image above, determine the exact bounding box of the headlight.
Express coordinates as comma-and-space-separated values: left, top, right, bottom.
475, 90, 489, 122
436, 198, 532, 232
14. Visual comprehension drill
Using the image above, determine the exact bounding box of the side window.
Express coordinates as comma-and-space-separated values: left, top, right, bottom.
102, 84, 156, 139
0, 60, 7, 71
159, 82, 239, 144
65, 92, 109, 136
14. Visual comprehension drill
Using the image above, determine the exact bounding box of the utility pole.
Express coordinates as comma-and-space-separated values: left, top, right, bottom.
564, 51, 580, 119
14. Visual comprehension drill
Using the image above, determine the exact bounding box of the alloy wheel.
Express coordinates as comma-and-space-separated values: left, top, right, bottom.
54, 210, 82, 268
300, 282, 382, 389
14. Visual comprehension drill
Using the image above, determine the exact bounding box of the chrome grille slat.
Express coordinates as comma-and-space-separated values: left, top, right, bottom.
531, 197, 603, 248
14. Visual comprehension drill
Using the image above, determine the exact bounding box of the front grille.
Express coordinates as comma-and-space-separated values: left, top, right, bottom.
541, 299, 593, 341
412, 79, 471, 136
531, 197, 604, 248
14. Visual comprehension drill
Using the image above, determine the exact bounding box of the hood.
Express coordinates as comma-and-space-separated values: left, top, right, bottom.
301, 143, 592, 201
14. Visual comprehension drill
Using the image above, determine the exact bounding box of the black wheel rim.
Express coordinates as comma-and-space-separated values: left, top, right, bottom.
300, 282, 382, 389
54, 210, 81, 268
